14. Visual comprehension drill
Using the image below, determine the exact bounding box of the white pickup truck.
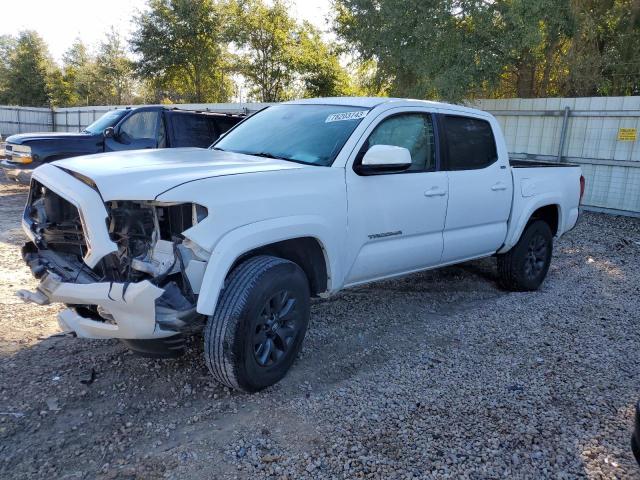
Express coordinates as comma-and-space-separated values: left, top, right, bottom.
17, 97, 584, 392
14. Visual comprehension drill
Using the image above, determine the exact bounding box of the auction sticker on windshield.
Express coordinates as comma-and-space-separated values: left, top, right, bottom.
325, 111, 368, 123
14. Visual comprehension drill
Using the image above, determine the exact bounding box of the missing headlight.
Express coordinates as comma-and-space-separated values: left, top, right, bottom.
104, 201, 207, 283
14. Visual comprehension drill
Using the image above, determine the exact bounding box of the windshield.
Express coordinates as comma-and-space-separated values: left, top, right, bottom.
213, 104, 370, 166
83, 110, 128, 134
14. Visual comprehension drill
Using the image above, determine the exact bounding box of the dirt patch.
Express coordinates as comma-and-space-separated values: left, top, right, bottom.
0, 177, 639, 479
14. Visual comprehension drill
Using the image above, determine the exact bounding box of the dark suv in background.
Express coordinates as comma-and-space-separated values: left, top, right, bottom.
1, 106, 243, 182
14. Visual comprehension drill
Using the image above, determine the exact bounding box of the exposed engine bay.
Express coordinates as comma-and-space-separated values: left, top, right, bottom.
20, 179, 211, 354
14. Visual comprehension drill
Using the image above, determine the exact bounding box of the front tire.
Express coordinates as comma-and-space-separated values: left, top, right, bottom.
204, 255, 310, 392
497, 220, 553, 291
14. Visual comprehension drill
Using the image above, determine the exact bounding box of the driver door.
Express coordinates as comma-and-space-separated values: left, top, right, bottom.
344, 109, 448, 286
105, 110, 160, 151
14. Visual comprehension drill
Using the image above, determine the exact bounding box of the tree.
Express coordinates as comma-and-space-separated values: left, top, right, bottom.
4, 31, 53, 106
95, 29, 135, 104
491, 0, 575, 98
563, 0, 640, 96
0, 35, 17, 104
47, 68, 75, 107
229, 0, 352, 101
295, 21, 353, 98
335, 0, 504, 101
132, 0, 232, 103
229, 0, 298, 102
334, 0, 640, 100
61, 39, 100, 106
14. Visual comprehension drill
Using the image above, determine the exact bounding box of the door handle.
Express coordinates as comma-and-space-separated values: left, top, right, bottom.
491, 183, 507, 191
424, 187, 447, 197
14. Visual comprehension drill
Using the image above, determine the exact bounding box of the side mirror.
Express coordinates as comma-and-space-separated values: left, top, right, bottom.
357, 144, 412, 175
103, 127, 115, 139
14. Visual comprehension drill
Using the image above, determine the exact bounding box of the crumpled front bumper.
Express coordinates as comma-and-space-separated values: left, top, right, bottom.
17, 242, 187, 341
18, 165, 202, 347
17, 270, 178, 340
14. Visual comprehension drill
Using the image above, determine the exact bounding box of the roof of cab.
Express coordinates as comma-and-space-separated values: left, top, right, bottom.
284, 96, 488, 117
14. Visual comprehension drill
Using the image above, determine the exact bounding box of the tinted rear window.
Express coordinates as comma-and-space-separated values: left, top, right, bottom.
443, 116, 497, 170
215, 116, 242, 134
171, 113, 218, 148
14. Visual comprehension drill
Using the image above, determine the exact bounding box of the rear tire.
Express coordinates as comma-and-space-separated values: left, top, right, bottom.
497, 220, 553, 291
204, 255, 310, 392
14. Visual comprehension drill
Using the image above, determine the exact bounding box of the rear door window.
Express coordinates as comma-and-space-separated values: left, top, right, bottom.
171, 113, 217, 148
442, 116, 497, 170
214, 116, 241, 135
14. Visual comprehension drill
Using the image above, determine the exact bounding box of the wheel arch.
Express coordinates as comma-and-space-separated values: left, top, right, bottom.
499, 198, 562, 254
195, 216, 336, 316
231, 237, 328, 296
529, 204, 559, 236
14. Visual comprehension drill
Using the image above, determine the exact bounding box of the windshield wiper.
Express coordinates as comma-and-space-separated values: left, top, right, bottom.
250, 152, 292, 161
212, 146, 225, 151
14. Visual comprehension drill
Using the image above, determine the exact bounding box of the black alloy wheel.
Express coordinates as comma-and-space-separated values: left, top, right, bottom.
497, 219, 553, 291
204, 255, 310, 392
524, 233, 549, 280
253, 290, 300, 367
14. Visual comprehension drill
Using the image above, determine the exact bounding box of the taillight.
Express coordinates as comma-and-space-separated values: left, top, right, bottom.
579, 175, 585, 204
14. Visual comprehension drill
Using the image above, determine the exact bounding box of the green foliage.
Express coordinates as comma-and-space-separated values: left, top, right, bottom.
131, 0, 233, 103
564, 0, 640, 96
2, 0, 637, 107
0, 35, 17, 104
229, 0, 352, 101
95, 29, 135, 105
334, 0, 640, 100
59, 39, 101, 106
295, 21, 353, 98
229, 0, 298, 102
3, 31, 53, 106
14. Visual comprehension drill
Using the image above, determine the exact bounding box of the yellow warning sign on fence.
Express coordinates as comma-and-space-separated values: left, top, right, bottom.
617, 128, 637, 141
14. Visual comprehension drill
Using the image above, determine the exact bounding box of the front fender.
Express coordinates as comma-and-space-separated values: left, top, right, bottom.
194, 216, 339, 316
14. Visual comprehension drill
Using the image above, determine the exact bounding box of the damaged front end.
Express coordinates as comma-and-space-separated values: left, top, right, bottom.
18, 176, 210, 357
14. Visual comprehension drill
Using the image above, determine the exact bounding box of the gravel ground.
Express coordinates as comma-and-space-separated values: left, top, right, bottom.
0, 177, 639, 479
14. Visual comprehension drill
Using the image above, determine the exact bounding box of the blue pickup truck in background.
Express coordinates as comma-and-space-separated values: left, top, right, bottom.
1, 106, 243, 182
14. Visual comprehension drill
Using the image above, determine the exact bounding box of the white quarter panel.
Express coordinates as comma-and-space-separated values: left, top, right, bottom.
500, 165, 582, 253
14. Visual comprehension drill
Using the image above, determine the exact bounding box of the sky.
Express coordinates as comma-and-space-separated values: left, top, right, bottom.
0, 0, 334, 63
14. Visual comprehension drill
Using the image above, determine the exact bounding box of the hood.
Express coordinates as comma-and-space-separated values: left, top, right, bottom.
51, 147, 306, 200
7, 132, 95, 144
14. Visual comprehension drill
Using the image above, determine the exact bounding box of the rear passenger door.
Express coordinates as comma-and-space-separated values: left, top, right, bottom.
168, 112, 219, 148
438, 113, 513, 263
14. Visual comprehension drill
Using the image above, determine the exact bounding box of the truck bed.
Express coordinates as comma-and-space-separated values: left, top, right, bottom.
509, 158, 579, 168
